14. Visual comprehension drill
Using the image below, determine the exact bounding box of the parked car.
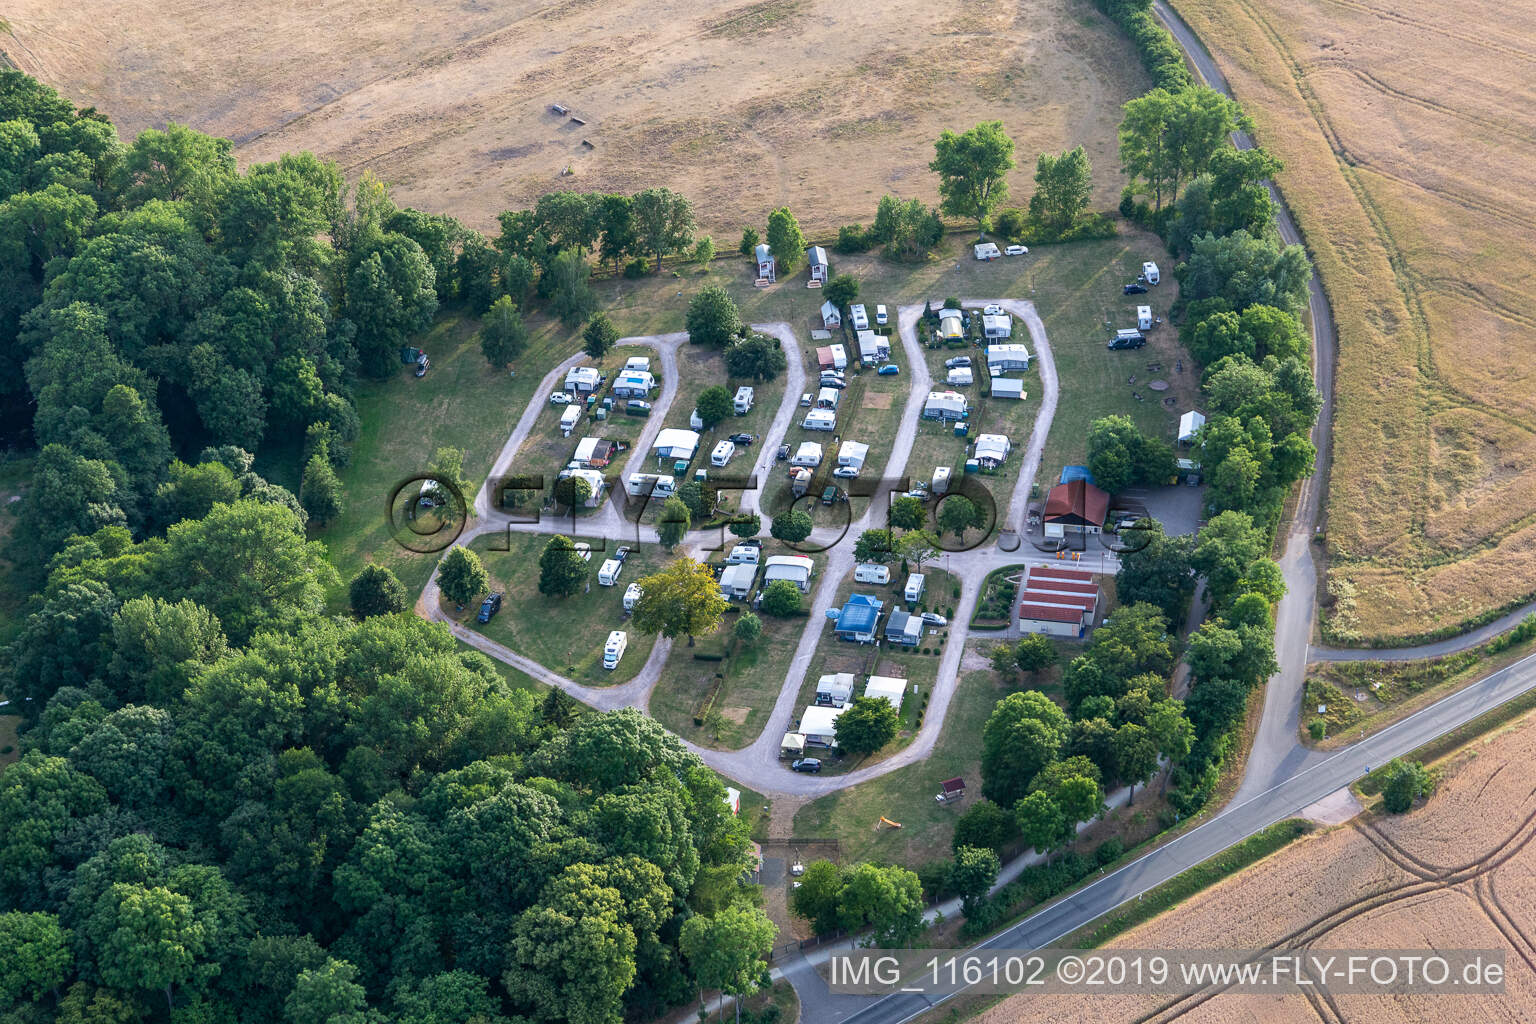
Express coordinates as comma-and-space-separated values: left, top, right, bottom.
821, 486, 844, 505
625, 399, 653, 414
983, 304, 1004, 316
1123, 283, 1149, 295
615, 546, 631, 563
791, 758, 822, 774
832, 466, 859, 479
877, 364, 900, 376
1107, 335, 1146, 350
728, 433, 757, 446
414, 356, 430, 377
945, 356, 972, 369
1004, 244, 1028, 256
875, 304, 889, 326
799, 393, 813, 407
476, 593, 503, 623
819, 377, 847, 390
776, 443, 791, 461
920, 612, 947, 627
550, 391, 574, 406
906, 483, 930, 501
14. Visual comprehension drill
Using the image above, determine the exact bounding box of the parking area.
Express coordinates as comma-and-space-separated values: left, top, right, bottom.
1114, 483, 1205, 537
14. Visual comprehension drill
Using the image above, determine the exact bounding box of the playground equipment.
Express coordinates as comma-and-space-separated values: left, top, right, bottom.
878, 817, 903, 829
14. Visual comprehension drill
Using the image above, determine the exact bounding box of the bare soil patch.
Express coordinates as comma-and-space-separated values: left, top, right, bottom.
978, 714, 1536, 1022
2, 0, 1150, 235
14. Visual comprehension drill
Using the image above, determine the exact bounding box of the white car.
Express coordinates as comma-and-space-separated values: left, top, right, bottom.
832, 466, 860, 479
875, 304, 889, 326
550, 391, 573, 406
920, 612, 948, 627
983, 304, 1004, 316
1005, 245, 1029, 256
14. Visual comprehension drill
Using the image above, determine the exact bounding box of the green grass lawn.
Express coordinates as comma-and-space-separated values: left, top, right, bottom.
793, 667, 1013, 868
318, 310, 585, 606
461, 532, 662, 686
508, 344, 655, 480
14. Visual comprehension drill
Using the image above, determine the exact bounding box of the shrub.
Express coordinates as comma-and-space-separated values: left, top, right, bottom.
1095, 837, 1125, 866
759, 580, 803, 617
835, 224, 870, 253
623, 258, 650, 278
1307, 719, 1325, 740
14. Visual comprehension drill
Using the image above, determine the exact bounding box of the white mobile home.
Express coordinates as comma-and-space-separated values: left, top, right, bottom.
986, 344, 1031, 374
559, 404, 582, 436
820, 300, 842, 328
815, 672, 855, 707
991, 377, 1025, 400
625, 473, 676, 497
564, 365, 602, 394
598, 559, 623, 586
849, 304, 870, 331
652, 428, 700, 461
904, 573, 926, 603
612, 371, 655, 398
718, 562, 757, 600
932, 465, 952, 494
864, 675, 908, 713
854, 563, 891, 584
799, 704, 845, 747
725, 543, 761, 565
801, 409, 836, 432
602, 630, 628, 670
837, 440, 869, 471
710, 440, 736, 467
981, 311, 1012, 339
974, 433, 1011, 468
922, 391, 969, 421
734, 386, 755, 414
764, 555, 814, 593
791, 442, 824, 467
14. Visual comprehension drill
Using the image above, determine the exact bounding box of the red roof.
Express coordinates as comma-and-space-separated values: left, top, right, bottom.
1025, 579, 1099, 595
1020, 589, 1097, 610
940, 777, 966, 794
1028, 566, 1096, 583
1042, 480, 1109, 527
1018, 603, 1085, 623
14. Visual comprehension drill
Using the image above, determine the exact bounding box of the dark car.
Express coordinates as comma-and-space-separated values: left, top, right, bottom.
476, 593, 503, 623
945, 356, 972, 369
1123, 283, 1149, 295
728, 433, 757, 446
1108, 334, 1147, 350
776, 444, 791, 461
791, 758, 822, 773
614, 546, 631, 563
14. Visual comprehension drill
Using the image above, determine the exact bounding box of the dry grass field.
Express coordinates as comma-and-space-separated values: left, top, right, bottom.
1, 0, 1149, 236
978, 714, 1536, 1023
1165, 0, 1536, 644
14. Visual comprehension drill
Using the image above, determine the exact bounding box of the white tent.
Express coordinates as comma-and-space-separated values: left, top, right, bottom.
838, 440, 869, 469
1178, 410, 1207, 444
653, 428, 701, 460
791, 442, 824, 467
573, 436, 600, 465
781, 732, 806, 757
864, 675, 908, 712
816, 386, 841, 409
800, 704, 846, 746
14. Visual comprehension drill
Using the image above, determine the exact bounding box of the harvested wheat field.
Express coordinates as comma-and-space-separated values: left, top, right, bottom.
977, 716, 1536, 1023
0, 0, 1149, 235
1162, 0, 1536, 645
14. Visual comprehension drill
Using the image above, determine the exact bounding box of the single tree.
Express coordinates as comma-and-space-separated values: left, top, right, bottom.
631, 186, 695, 270
895, 529, 939, 571
823, 273, 859, 311
889, 495, 926, 532
836, 863, 924, 947
583, 312, 620, 360
723, 334, 788, 381
854, 528, 896, 563
285, 958, 366, 1024
738, 226, 760, 257
686, 285, 744, 347
952, 800, 1018, 853
298, 448, 343, 525
1013, 634, 1057, 675
1380, 758, 1432, 814
758, 579, 803, 618
546, 247, 596, 326
657, 496, 692, 549
770, 508, 814, 544
349, 565, 408, 619
0, 911, 73, 1006
1013, 791, 1067, 852
765, 207, 807, 274
1111, 722, 1160, 804
936, 495, 983, 539
733, 611, 763, 647
552, 474, 593, 509
728, 513, 761, 539
980, 690, 1070, 807
789, 860, 843, 935
1028, 146, 1092, 237
834, 696, 900, 756
990, 642, 1017, 677
949, 846, 1001, 918
691, 235, 715, 265
480, 294, 528, 367
930, 120, 1015, 236
696, 385, 734, 428
437, 546, 488, 607
631, 557, 729, 645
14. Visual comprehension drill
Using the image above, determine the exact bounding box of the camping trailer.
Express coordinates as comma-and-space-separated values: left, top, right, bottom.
559, 404, 581, 436
734, 386, 754, 414
1141, 261, 1160, 285
1137, 305, 1153, 331
598, 559, 623, 586
602, 630, 628, 670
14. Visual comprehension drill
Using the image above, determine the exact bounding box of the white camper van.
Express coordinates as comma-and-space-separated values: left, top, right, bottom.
603, 630, 628, 670
598, 558, 623, 586
1141, 261, 1160, 285
710, 440, 736, 467
623, 583, 643, 612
